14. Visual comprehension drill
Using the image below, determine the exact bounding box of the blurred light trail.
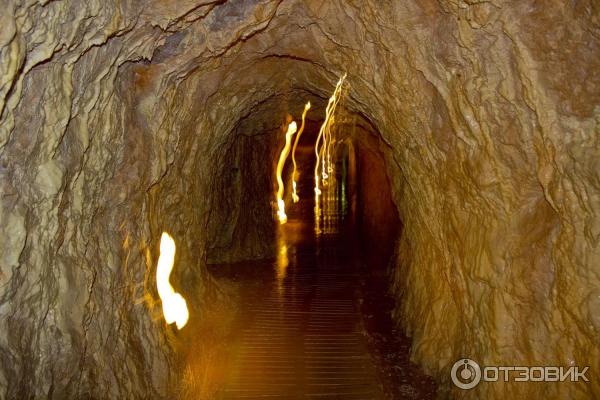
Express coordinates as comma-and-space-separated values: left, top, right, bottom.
156, 232, 189, 330
291, 101, 311, 203
276, 120, 298, 224
314, 73, 346, 197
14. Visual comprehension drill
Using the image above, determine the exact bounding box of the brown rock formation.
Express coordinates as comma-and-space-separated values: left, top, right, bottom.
0, 0, 598, 398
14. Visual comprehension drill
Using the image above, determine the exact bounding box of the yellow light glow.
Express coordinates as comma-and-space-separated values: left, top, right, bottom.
276, 121, 298, 224
291, 101, 311, 203
156, 232, 189, 330
314, 73, 346, 197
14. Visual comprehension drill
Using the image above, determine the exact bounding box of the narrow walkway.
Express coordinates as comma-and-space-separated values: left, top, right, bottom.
202, 156, 436, 399
219, 222, 382, 399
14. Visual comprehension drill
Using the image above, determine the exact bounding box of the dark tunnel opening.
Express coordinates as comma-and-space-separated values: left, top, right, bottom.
174, 100, 434, 398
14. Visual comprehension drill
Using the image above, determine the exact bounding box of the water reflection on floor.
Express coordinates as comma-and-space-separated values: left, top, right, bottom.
201, 189, 436, 399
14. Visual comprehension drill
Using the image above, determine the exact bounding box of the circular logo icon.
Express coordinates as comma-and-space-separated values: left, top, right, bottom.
451, 358, 481, 389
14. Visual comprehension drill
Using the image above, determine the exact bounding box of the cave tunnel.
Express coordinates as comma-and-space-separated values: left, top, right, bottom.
1, 1, 599, 399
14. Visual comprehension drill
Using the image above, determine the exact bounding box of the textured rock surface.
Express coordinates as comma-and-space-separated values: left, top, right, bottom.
1, 0, 599, 399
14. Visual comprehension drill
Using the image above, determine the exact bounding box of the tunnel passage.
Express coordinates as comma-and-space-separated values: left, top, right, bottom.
185, 110, 436, 399
1, 1, 599, 400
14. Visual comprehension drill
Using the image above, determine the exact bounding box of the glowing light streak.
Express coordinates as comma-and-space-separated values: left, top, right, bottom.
314, 73, 346, 196
156, 232, 189, 330
291, 101, 311, 203
276, 121, 298, 224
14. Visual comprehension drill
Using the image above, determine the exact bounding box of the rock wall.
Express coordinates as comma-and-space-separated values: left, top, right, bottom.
354, 127, 401, 267
0, 0, 598, 398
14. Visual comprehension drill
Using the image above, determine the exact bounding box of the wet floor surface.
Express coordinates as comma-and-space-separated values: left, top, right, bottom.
199, 153, 435, 399
218, 223, 380, 399
206, 216, 436, 400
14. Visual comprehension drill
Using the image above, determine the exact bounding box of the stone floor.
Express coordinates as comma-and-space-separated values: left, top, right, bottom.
203, 189, 436, 399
